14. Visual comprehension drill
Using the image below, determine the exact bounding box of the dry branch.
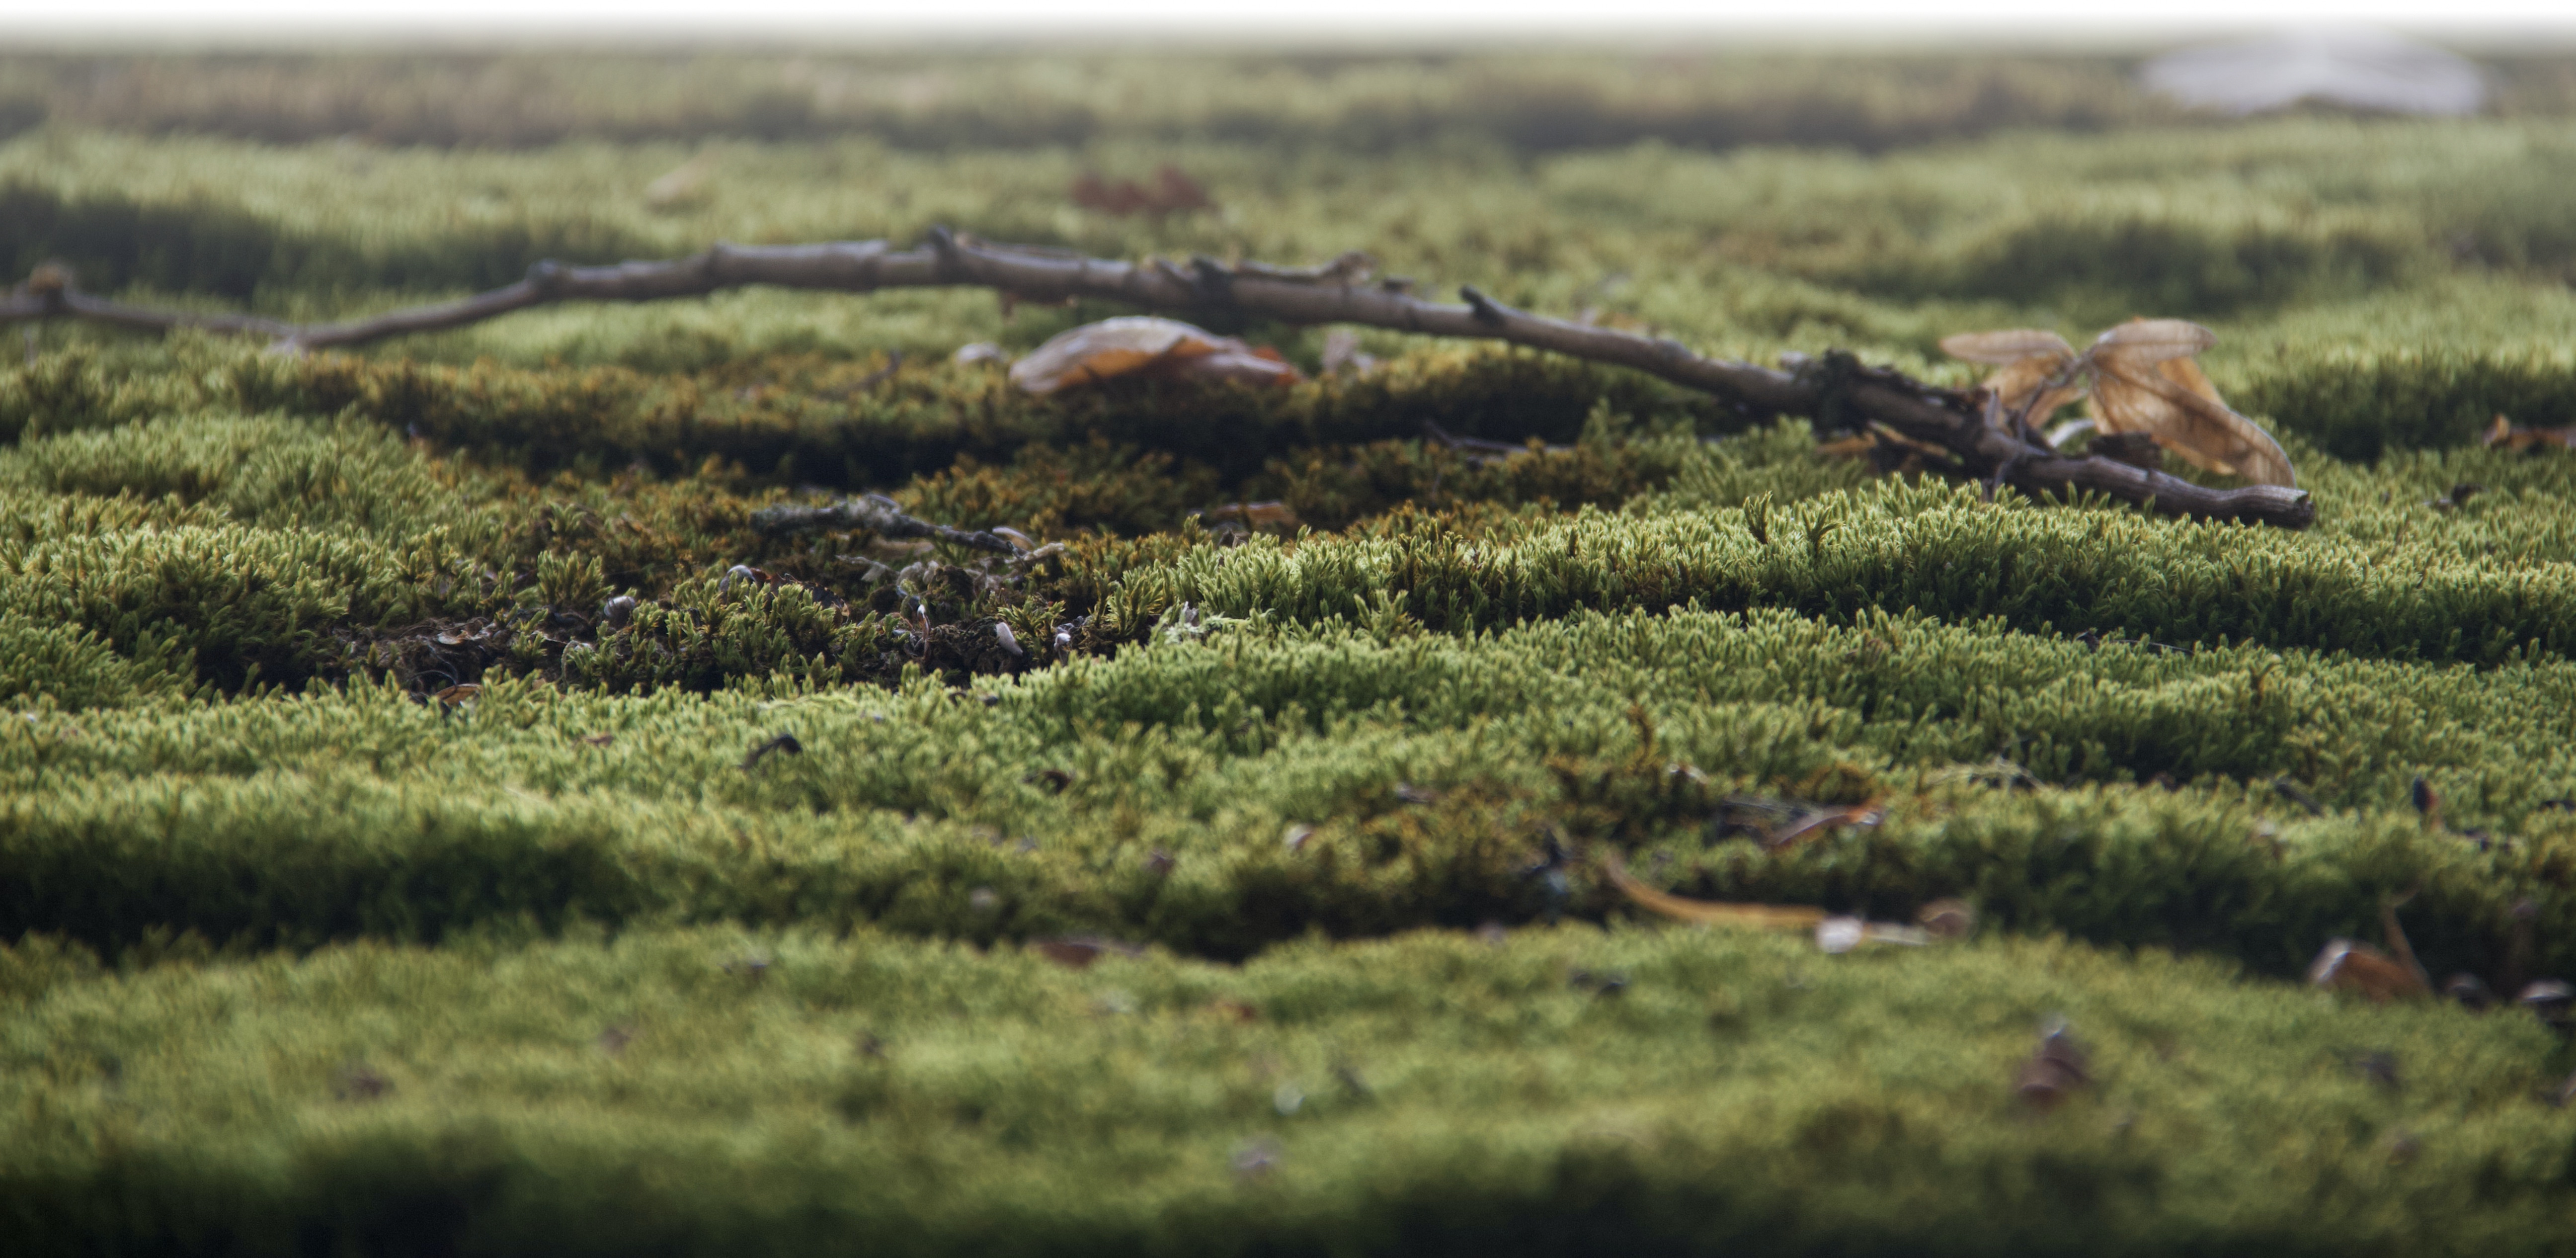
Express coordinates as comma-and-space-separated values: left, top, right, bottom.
2, 232, 2315, 528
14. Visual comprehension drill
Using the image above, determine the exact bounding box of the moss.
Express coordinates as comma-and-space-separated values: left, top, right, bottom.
1101, 478, 2576, 663
0, 179, 654, 300
0, 49, 2191, 152
7, 614, 2576, 980
4, 924, 2572, 1258
1922, 212, 2425, 316
2237, 346, 2576, 461
12, 75, 2576, 1252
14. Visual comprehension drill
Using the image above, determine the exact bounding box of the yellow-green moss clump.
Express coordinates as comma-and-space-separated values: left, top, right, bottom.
8, 49, 2576, 1257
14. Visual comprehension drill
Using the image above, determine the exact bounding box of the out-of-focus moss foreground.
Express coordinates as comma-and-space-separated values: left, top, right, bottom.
7, 46, 2576, 1257
7, 924, 2573, 1258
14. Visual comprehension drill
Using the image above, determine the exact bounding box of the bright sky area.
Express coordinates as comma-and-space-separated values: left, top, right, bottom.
2, 1, 2571, 43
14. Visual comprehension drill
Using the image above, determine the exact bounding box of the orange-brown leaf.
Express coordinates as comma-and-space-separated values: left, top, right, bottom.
2484, 414, 2576, 451
2154, 352, 2227, 408
2089, 337, 2296, 487
2306, 939, 2429, 1002
1943, 329, 2083, 425
1604, 855, 1829, 930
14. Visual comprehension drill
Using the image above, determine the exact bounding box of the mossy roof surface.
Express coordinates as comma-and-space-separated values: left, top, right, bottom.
6, 47, 2576, 1258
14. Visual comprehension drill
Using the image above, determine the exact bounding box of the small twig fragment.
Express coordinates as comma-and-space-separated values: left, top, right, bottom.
1423, 419, 1572, 461
2411, 777, 2444, 831
740, 731, 804, 772
2272, 776, 2325, 816
1760, 798, 1887, 851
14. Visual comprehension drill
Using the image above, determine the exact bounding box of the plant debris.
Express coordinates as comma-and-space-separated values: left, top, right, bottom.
1070, 165, 1214, 218
1709, 795, 1887, 850
2307, 906, 2432, 1003
739, 732, 803, 772
1604, 855, 1962, 951
1603, 854, 1830, 931
751, 493, 1019, 555
2014, 1018, 2091, 1110
332, 1063, 394, 1102
2444, 973, 2495, 1009
1030, 936, 1147, 969
2483, 415, 2576, 452
1942, 319, 2297, 486
1193, 501, 1301, 530
2518, 980, 2575, 1026
1006, 317, 1301, 395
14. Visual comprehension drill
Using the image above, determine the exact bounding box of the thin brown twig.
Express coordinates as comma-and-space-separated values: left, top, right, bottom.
2, 230, 2316, 528
1422, 419, 1573, 461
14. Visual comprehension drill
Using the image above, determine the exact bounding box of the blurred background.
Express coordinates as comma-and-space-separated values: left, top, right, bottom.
7, 7, 2576, 462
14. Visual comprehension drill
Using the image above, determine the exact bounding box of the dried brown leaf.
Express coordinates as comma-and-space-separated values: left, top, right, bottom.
2088, 324, 2296, 487
1170, 346, 1301, 389
1987, 359, 2089, 426
1939, 329, 2075, 364
2485, 414, 2576, 452
1942, 330, 2084, 427
1916, 898, 1977, 939
2307, 939, 2429, 1002
2091, 368, 2296, 486
2090, 317, 2218, 364
1008, 317, 1300, 395
2153, 352, 2227, 408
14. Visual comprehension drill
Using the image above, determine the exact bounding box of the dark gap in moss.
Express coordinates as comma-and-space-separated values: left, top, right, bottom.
0, 180, 657, 302
1822, 212, 2429, 318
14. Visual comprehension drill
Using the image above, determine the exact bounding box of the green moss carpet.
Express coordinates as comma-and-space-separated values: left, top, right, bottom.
5, 45, 2576, 1256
